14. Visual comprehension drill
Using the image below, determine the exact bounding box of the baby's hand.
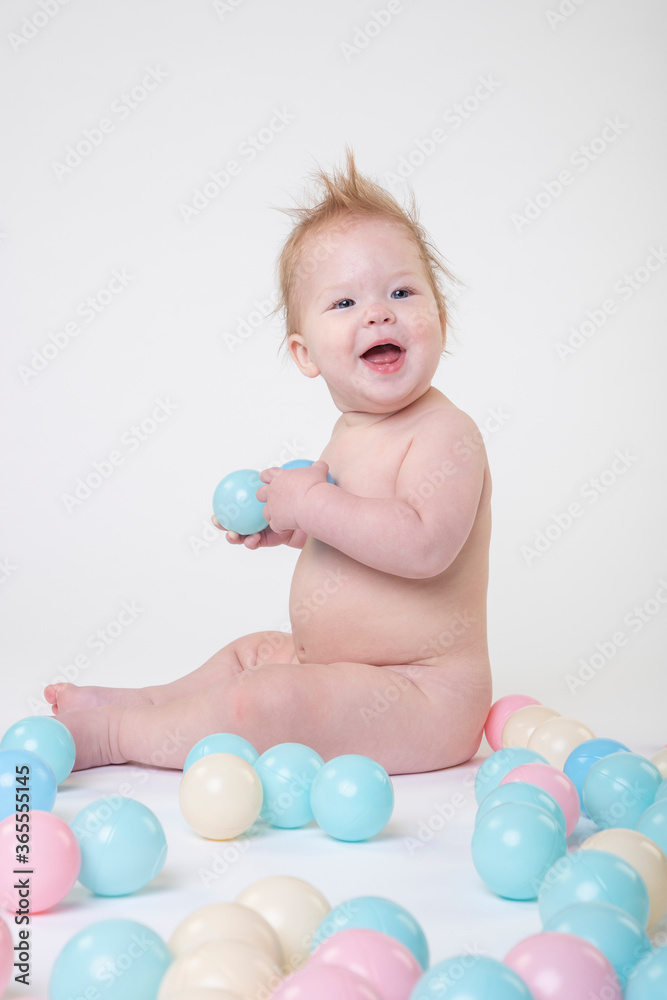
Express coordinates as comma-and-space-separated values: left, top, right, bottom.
256, 460, 330, 534
211, 516, 306, 550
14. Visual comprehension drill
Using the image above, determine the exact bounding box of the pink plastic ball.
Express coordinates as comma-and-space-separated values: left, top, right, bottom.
505, 931, 622, 999
0, 916, 12, 994
500, 762, 580, 838
485, 695, 541, 751
270, 963, 382, 999
310, 928, 421, 1000
0, 810, 80, 913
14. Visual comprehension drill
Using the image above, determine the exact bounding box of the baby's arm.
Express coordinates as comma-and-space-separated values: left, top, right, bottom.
297, 410, 486, 578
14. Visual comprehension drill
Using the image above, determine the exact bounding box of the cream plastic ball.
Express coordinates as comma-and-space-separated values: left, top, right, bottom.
650, 747, 667, 779
168, 991, 242, 1000
527, 717, 596, 769
581, 827, 667, 929
236, 875, 330, 972
168, 901, 283, 968
501, 705, 561, 748
157, 939, 281, 999
178, 753, 263, 840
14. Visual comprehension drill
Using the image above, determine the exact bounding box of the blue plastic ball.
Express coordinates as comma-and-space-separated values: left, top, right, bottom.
254, 742, 324, 828
655, 777, 667, 802
183, 732, 258, 771
281, 459, 336, 484
0, 748, 57, 820
538, 848, 651, 929
474, 747, 547, 804
471, 801, 567, 900
409, 955, 534, 999
309, 754, 394, 841
543, 900, 652, 988
563, 737, 631, 813
583, 752, 662, 829
636, 797, 667, 856
312, 895, 429, 969
49, 918, 171, 1000
626, 945, 667, 999
476, 780, 567, 838
0, 716, 76, 784
212, 468, 267, 535
71, 797, 167, 896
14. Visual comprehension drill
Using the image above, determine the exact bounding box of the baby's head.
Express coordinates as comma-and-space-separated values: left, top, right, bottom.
271, 147, 457, 368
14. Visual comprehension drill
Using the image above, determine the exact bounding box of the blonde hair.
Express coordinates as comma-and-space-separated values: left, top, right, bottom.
268, 145, 460, 364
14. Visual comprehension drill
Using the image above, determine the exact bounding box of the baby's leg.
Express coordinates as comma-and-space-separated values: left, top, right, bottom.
57, 655, 491, 775
45, 630, 296, 715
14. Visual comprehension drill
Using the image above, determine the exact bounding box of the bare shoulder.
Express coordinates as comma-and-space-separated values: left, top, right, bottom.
410, 389, 483, 447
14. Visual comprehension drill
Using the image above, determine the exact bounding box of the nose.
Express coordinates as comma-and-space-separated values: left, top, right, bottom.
364, 302, 395, 325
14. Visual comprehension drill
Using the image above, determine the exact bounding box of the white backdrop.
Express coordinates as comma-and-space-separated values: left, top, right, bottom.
3, 0, 666, 747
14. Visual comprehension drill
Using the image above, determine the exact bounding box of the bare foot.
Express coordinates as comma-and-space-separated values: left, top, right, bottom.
56, 705, 126, 770
44, 682, 154, 716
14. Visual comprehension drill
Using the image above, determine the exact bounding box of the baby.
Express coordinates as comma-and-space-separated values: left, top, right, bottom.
45, 149, 493, 775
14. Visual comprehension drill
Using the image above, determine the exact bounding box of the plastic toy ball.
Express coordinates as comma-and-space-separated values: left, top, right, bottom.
505, 931, 622, 999
471, 801, 567, 900
310, 928, 422, 1000
270, 963, 382, 1000
657, 777, 667, 802
237, 874, 330, 972
0, 748, 56, 820
408, 955, 534, 1000
0, 715, 76, 785
312, 896, 429, 970
484, 694, 541, 751
163, 991, 241, 999
526, 716, 596, 769
183, 733, 259, 771
71, 796, 167, 896
49, 918, 171, 1000
583, 752, 662, 830
212, 461, 335, 535
563, 737, 631, 812
500, 705, 560, 749
475, 780, 567, 838
538, 848, 651, 929
0, 810, 80, 912
254, 742, 324, 828
500, 762, 580, 838
309, 754, 394, 841
179, 752, 263, 840
474, 746, 547, 804
0, 917, 12, 995
156, 939, 281, 999
581, 828, 667, 928
650, 747, 667, 779
636, 797, 667, 856
625, 945, 667, 1000
168, 900, 283, 968
543, 900, 651, 988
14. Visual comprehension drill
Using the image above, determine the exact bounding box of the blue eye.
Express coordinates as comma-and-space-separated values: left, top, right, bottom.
331, 298, 354, 309
392, 287, 415, 299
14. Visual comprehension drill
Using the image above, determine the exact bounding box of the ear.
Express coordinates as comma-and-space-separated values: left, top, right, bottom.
288, 334, 321, 378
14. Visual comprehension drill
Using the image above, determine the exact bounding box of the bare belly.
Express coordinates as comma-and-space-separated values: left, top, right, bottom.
288, 535, 490, 670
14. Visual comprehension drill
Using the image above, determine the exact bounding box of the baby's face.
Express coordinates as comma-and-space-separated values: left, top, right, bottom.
288, 215, 445, 418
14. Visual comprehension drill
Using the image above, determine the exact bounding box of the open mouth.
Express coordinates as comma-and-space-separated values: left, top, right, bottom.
360, 342, 406, 373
